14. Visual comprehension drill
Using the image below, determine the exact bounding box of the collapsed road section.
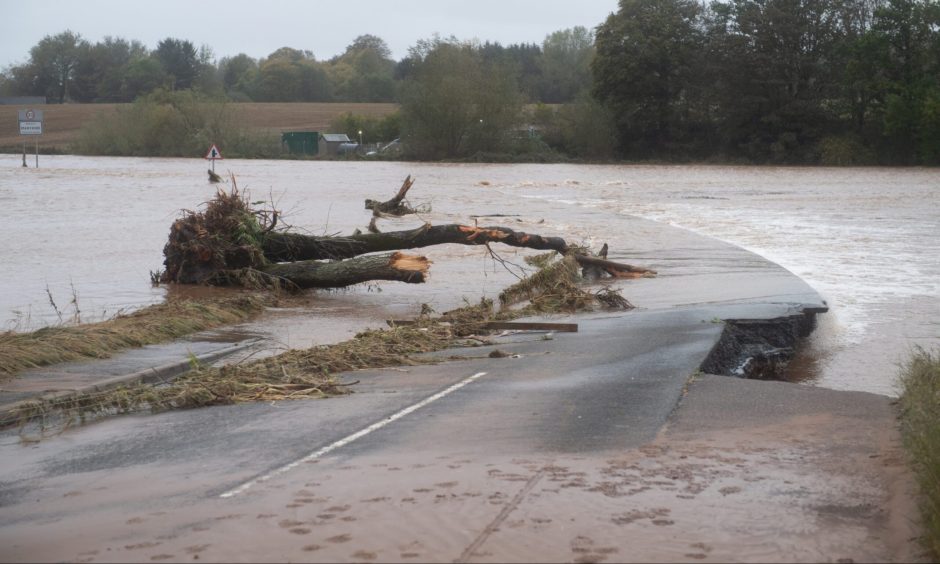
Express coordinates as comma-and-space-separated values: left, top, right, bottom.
700, 306, 827, 380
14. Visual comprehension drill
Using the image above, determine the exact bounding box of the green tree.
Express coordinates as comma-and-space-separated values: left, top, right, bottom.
70, 36, 148, 102
154, 38, 199, 90
328, 35, 396, 101
529, 94, 618, 159
266, 47, 312, 63
0, 72, 12, 96
870, 0, 940, 162
702, 0, 855, 162
219, 53, 258, 98
592, 0, 705, 157
250, 48, 330, 102
539, 27, 595, 103
399, 38, 523, 159
121, 57, 167, 100
15, 30, 88, 102
480, 41, 543, 102
558, 93, 619, 158
297, 60, 331, 101
192, 44, 224, 96
253, 58, 303, 101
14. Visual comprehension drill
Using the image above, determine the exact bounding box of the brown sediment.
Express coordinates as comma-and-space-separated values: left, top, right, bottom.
0, 374, 921, 564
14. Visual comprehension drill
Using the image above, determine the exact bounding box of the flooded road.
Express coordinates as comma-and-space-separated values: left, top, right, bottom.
1, 156, 937, 396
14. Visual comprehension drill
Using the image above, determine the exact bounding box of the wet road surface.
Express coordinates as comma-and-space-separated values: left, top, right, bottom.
1, 216, 918, 562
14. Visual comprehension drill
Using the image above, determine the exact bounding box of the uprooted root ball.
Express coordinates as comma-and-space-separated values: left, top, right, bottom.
161, 186, 275, 285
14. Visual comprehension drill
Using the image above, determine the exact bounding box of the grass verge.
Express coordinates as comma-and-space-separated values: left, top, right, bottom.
898, 347, 940, 560
0, 295, 266, 381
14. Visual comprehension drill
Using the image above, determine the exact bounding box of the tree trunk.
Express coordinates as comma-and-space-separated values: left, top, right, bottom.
261, 252, 429, 289
262, 224, 655, 278
262, 224, 570, 262
161, 180, 655, 291
574, 254, 654, 279
364, 175, 416, 215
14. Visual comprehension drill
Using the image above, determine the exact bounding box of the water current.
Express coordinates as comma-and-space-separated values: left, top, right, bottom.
1, 156, 937, 396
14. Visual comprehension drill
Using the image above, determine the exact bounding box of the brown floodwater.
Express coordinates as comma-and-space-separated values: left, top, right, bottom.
1, 155, 937, 396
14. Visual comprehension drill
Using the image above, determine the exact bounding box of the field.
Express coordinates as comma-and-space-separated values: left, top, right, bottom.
0, 102, 399, 153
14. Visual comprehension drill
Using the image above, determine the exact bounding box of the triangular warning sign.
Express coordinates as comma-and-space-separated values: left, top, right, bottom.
205, 144, 223, 160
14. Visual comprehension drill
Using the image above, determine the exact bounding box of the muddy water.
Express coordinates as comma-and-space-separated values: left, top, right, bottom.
1, 156, 937, 396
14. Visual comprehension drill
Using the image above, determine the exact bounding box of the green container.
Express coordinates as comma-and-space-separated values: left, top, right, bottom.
281, 131, 319, 155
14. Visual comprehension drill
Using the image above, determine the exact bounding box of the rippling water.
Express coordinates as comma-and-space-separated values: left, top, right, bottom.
1, 156, 936, 396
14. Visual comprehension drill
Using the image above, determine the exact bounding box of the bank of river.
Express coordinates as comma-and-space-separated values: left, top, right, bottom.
1, 156, 936, 396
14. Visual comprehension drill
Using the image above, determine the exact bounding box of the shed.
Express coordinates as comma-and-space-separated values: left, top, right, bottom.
281, 131, 319, 155
0, 96, 46, 105
319, 133, 352, 156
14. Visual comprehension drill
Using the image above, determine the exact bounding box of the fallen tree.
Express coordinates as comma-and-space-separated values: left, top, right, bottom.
260, 252, 429, 288
160, 177, 655, 291
262, 224, 567, 261
262, 225, 652, 279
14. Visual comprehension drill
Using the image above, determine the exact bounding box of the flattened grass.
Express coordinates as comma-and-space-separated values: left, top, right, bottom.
11, 253, 636, 432
0, 295, 265, 380
898, 348, 940, 560
12, 312, 466, 428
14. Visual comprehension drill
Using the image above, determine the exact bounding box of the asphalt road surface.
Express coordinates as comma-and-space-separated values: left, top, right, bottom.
0, 223, 917, 563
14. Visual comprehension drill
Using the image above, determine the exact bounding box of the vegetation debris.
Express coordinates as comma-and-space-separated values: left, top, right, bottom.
11, 253, 634, 433
0, 295, 265, 381
898, 347, 940, 560
161, 183, 276, 286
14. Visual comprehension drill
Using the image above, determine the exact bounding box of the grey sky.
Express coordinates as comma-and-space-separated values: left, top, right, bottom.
0, 0, 617, 68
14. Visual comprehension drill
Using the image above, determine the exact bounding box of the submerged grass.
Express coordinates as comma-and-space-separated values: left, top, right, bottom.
11, 253, 636, 433
11, 312, 468, 430
898, 348, 940, 560
0, 295, 265, 381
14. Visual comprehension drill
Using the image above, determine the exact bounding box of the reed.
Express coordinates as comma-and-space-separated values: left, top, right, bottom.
898, 347, 940, 560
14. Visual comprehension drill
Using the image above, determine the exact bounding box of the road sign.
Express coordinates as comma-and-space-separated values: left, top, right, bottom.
18, 109, 43, 122
18, 109, 44, 136
205, 144, 223, 160
19, 122, 42, 135
17, 108, 44, 167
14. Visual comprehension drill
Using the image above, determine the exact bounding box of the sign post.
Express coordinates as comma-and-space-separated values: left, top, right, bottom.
205, 144, 223, 173
18, 109, 43, 168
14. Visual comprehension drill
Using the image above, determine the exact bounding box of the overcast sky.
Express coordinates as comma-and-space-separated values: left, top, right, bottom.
0, 0, 618, 68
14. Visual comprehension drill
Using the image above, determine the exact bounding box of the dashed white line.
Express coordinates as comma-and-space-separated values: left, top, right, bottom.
219, 371, 488, 498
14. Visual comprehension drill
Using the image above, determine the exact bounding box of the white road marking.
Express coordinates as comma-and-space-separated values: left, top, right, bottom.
219, 371, 488, 498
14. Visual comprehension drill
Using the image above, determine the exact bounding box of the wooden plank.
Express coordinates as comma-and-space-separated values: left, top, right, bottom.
484, 321, 578, 332
386, 320, 577, 332
572, 254, 656, 275
386, 319, 426, 326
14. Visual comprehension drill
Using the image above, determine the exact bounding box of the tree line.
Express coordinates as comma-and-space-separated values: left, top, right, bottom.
3, 0, 938, 165
0, 30, 593, 106
593, 0, 940, 165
